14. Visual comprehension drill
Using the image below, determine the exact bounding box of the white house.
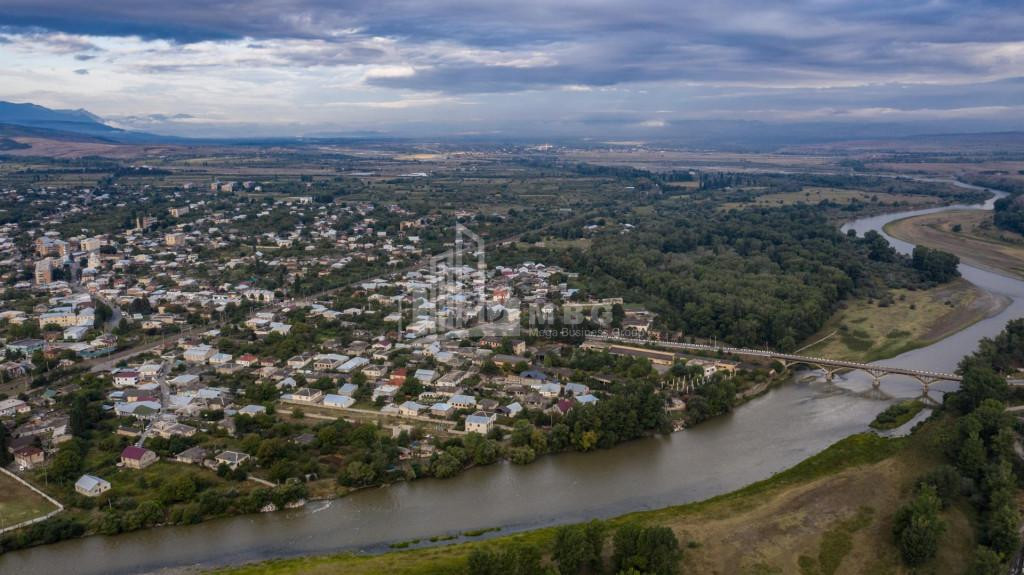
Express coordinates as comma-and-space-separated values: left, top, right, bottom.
339, 356, 370, 373
398, 401, 427, 417
0, 398, 29, 417
323, 394, 356, 409
449, 394, 477, 409
75, 474, 112, 497
465, 411, 496, 434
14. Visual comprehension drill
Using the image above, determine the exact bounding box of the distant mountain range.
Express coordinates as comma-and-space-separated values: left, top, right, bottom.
2, 100, 1024, 153
0, 101, 177, 143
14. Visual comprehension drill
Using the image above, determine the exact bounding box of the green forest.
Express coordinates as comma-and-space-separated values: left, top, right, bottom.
520, 200, 959, 349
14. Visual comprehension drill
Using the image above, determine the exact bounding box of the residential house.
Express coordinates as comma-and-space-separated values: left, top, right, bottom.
323, 394, 356, 409
287, 387, 323, 403
13, 445, 45, 469
339, 356, 369, 373
0, 398, 29, 417
112, 370, 140, 388
238, 404, 267, 416
413, 368, 437, 384
150, 420, 197, 438
313, 353, 349, 371
175, 446, 209, 465
75, 474, 112, 497
430, 402, 455, 418
215, 450, 250, 470
372, 384, 400, 402
398, 401, 427, 417
502, 402, 523, 417
449, 394, 477, 410
465, 411, 496, 434
286, 354, 312, 369
564, 382, 590, 396
120, 446, 158, 469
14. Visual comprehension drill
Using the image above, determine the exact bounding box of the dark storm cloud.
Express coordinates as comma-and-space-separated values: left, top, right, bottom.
3, 0, 1024, 137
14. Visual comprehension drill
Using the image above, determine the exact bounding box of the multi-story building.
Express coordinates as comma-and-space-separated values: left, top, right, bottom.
34, 258, 53, 286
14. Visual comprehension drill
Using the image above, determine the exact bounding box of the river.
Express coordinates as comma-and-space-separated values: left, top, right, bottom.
1, 182, 1019, 575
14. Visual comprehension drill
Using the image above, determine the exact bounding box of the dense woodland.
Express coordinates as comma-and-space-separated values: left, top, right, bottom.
527, 201, 959, 349
993, 195, 1024, 235
886, 319, 1024, 570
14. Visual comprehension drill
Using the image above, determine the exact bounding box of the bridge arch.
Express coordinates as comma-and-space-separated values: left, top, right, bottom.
777, 359, 842, 381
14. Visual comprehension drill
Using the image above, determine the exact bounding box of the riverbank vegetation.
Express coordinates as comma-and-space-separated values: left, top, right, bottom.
210, 319, 1024, 575
869, 400, 925, 430
206, 431, 920, 575
800, 279, 1005, 362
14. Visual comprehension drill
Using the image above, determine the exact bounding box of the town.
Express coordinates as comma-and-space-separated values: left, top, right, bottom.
0, 171, 762, 548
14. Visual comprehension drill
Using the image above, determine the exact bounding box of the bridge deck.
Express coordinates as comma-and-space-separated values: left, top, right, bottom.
588, 336, 962, 382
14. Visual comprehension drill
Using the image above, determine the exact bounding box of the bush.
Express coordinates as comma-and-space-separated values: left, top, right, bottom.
966, 545, 1004, 575
915, 465, 961, 508
507, 446, 536, 465
892, 485, 945, 566
612, 524, 682, 575
467, 544, 544, 575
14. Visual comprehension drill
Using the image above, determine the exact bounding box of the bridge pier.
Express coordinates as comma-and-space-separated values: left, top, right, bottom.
911, 375, 944, 395
865, 369, 887, 389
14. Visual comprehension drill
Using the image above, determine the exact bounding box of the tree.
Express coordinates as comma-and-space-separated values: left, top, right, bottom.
916, 465, 961, 508
510, 420, 535, 447
911, 245, 959, 283
0, 424, 11, 466
49, 444, 84, 484
431, 451, 462, 479
951, 367, 1008, 413
159, 474, 197, 504
69, 394, 94, 436
507, 446, 536, 465
984, 502, 1020, 557
464, 433, 499, 466
93, 302, 113, 329
613, 524, 682, 575
957, 432, 987, 480
966, 546, 1004, 575
553, 524, 599, 574
340, 460, 378, 486
892, 485, 945, 566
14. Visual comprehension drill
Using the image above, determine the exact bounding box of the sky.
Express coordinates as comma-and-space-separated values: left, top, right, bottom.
1, 0, 1024, 139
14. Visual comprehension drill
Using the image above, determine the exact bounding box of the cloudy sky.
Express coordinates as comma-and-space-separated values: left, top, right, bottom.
2, 0, 1024, 138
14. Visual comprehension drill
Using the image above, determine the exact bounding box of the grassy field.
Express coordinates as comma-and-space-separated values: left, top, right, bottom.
885, 210, 1024, 279
801, 279, 1007, 362
720, 187, 939, 210
0, 471, 59, 529
210, 419, 973, 575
